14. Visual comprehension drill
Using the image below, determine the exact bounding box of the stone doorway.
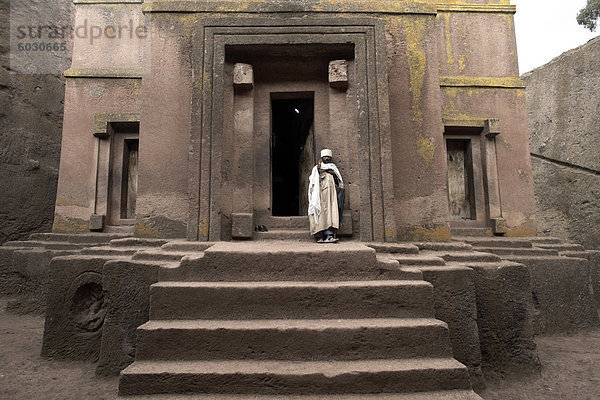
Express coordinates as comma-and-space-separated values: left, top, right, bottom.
271, 94, 315, 217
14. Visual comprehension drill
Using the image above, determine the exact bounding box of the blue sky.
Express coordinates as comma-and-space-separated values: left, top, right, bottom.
513, 0, 599, 74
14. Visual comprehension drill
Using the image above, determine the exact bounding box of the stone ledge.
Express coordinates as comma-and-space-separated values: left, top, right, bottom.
142, 0, 436, 15
64, 67, 142, 79
440, 76, 526, 89
434, 3, 516, 14
74, 0, 142, 4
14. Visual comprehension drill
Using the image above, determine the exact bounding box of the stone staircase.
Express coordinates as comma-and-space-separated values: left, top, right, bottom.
117, 241, 481, 398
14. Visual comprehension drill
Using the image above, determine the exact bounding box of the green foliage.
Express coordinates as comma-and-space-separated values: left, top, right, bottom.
577, 0, 600, 31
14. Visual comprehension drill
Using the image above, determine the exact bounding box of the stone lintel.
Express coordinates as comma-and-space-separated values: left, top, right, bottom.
64, 67, 142, 79
483, 118, 501, 138
233, 63, 254, 90
74, 0, 141, 4
94, 112, 140, 137
232, 213, 253, 239
434, 3, 516, 14
443, 117, 487, 128
328, 60, 348, 90
440, 76, 526, 89
142, 0, 437, 15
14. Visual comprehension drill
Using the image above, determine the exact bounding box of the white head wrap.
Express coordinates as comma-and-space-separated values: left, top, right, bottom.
320, 149, 333, 158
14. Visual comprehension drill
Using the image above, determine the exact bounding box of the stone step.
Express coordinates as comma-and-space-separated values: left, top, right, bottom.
561, 250, 591, 259
2, 240, 94, 251
475, 247, 558, 257
535, 243, 585, 252
133, 250, 194, 262
261, 216, 310, 229
149, 280, 435, 320
28, 232, 129, 243
252, 229, 313, 241
376, 256, 424, 280
530, 237, 564, 245
118, 390, 483, 399
453, 237, 533, 248
80, 246, 140, 256
389, 254, 446, 266
110, 238, 170, 247
104, 225, 135, 234
160, 241, 215, 252
415, 242, 473, 252
135, 318, 452, 361
118, 358, 471, 396
433, 251, 501, 263
161, 242, 384, 282
365, 243, 420, 254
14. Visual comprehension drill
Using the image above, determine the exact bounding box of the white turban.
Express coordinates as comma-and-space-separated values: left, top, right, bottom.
320, 149, 333, 158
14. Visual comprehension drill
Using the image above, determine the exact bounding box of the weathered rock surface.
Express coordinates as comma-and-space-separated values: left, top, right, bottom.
0, 0, 72, 244
524, 36, 600, 249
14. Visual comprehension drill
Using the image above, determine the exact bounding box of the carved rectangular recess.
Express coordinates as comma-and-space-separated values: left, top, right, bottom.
187, 18, 396, 242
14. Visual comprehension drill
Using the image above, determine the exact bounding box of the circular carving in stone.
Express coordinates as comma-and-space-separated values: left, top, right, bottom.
66, 272, 106, 334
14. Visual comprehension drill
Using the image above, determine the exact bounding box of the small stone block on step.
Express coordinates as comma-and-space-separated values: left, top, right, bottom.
329, 60, 348, 90
232, 213, 253, 239
233, 63, 253, 89
89, 214, 105, 232
491, 217, 507, 234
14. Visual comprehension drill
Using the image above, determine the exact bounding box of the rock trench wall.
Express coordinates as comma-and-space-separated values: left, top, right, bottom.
524, 36, 600, 249
0, 0, 72, 244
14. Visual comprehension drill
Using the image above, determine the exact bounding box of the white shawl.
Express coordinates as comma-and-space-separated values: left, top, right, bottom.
308, 162, 344, 224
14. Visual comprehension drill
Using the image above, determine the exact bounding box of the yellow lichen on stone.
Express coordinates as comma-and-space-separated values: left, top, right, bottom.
52, 216, 89, 233
416, 136, 435, 163
403, 16, 427, 126
443, 13, 454, 66
405, 224, 451, 242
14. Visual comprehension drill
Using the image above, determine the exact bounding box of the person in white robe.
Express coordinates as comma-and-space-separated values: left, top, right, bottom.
308, 149, 344, 243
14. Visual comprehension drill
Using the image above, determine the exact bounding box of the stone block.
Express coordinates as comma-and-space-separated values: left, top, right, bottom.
419, 266, 485, 390
96, 259, 160, 376
233, 63, 253, 90
41, 256, 110, 361
328, 60, 348, 90
467, 261, 540, 378
490, 217, 507, 234
517, 256, 599, 334
231, 213, 253, 239
89, 214, 105, 232
339, 210, 353, 236
483, 118, 500, 138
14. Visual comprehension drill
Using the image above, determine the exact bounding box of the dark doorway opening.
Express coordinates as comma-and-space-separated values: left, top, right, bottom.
271, 94, 314, 216
446, 138, 476, 220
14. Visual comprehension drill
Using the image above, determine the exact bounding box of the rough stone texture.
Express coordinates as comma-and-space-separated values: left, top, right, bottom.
513, 256, 599, 334
41, 255, 110, 361
419, 266, 484, 391
524, 36, 600, 249
96, 259, 160, 376
467, 262, 540, 378
0, 0, 73, 244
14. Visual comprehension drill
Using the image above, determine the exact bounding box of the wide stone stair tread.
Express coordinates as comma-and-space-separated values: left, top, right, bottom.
561, 250, 592, 258
119, 358, 471, 395
253, 229, 313, 241
150, 280, 434, 320
431, 251, 501, 263
262, 216, 310, 229
388, 254, 446, 266
134, 318, 452, 361
414, 242, 473, 252
534, 243, 585, 252
160, 241, 216, 252
28, 232, 129, 243
530, 237, 564, 245
2, 240, 99, 251
133, 250, 201, 262
165, 242, 389, 281
119, 390, 483, 399
366, 243, 420, 254
110, 237, 170, 247
453, 237, 533, 248
80, 246, 142, 256
474, 247, 558, 257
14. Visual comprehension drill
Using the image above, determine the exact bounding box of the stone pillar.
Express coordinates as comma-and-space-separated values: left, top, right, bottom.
232, 63, 254, 239
481, 119, 507, 234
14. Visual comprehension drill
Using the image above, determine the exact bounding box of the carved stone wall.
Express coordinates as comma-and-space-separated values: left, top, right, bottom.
0, 0, 73, 243
523, 36, 600, 249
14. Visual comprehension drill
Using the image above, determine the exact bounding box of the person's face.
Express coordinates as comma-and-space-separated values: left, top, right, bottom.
322, 156, 332, 163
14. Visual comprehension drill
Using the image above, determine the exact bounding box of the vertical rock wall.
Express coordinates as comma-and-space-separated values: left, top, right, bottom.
524, 36, 600, 249
0, 0, 72, 243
